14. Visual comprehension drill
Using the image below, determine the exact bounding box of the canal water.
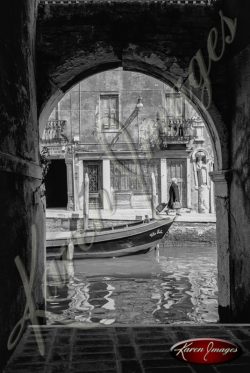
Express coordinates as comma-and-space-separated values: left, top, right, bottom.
46, 243, 218, 326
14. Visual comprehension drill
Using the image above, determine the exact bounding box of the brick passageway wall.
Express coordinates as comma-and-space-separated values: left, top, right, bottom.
0, 0, 45, 370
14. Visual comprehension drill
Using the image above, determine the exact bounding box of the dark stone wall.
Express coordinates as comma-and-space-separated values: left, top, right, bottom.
227, 45, 250, 322
36, 2, 216, 101
0, 1, 38, 161
210, 0, 250, 321
0, 0, 45, 369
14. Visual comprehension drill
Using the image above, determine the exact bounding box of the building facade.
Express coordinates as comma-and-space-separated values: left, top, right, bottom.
40, 68, 214, 214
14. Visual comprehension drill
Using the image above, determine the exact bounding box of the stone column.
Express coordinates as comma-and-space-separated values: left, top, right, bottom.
65, 157, 74, 210
74, 157, 79, 211
78, 160, 84, 211
210, 170, 231, 321
103, 159, 111, 210
84, 173, 89, 230
186, 157, 192, 209
210, 178, 215, 214
160, 158, 168, 203
151, 172, 157, 219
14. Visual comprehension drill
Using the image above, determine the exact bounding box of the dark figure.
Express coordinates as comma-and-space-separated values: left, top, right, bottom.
178, 124, 184, 137
168, 178, 181, 215
156, 178, 181, 215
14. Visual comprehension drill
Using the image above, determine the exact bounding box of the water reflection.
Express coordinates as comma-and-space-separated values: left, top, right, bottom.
46, 243, 218, 325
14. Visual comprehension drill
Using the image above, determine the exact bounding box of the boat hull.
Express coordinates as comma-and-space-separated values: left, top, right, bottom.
47, 218, 174, 259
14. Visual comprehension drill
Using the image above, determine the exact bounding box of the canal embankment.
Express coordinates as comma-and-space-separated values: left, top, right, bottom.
46, 209, 216, 243
165, 222, 216, 244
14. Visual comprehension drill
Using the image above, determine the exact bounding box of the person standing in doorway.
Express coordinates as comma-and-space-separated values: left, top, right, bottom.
168, 178, 181, 215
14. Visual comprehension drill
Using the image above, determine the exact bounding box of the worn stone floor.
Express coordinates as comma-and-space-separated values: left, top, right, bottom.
4, 325, 250, 373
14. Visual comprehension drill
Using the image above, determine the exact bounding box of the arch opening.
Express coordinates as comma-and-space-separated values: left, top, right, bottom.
42, 67, 220, 326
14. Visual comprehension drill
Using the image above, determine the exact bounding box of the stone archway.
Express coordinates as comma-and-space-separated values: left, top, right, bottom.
1, 1, 250, 370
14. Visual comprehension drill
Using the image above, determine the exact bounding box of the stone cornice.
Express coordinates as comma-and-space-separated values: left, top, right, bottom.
209, 170, 232, 183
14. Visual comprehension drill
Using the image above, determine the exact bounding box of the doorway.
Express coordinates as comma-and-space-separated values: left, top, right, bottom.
45, 159, 67, 208
167, 159, 187, 207
83, 161, 103, 209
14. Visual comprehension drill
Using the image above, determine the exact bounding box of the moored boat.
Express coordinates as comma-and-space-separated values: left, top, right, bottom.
46, 216, 175, 259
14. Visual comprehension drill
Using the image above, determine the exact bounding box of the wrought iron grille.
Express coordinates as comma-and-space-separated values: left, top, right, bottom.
88, 165, 99, 193
158, 117, 194, 149
110, 160, 160, 193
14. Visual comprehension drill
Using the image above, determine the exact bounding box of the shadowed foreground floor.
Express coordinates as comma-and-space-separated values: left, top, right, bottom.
4, 325, 250, 373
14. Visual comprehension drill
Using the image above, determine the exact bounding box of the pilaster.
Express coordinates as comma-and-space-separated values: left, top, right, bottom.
160, 158, 167, 203
186, 157, 192, 209
210, 169, 232, 321
103, 159, 112, 210
65, 156, 74, 210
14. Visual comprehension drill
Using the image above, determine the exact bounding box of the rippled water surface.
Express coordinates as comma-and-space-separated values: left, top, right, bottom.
46, 243, 218, 325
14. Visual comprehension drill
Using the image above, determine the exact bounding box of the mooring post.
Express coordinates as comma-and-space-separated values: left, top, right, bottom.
67, 238, 74, 261
84, 172, 89, 230
151, 172, 157, 219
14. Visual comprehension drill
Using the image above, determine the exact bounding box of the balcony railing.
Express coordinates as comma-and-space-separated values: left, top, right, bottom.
39, 0, 216, 6
41, 119, 68, 144
160, 133, 191, 144
158, 116, 195, 149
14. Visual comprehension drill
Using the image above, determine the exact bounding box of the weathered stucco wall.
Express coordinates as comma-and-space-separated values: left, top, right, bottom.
50, 69, 172, 144
48, 69, 211, 147
0, 0, 45, 369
